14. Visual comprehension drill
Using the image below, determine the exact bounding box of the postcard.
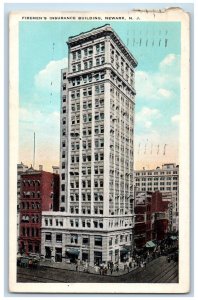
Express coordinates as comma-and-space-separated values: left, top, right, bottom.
9, 8, 190, 294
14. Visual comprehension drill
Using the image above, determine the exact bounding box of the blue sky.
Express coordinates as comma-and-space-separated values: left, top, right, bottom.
19, 21, 180, 171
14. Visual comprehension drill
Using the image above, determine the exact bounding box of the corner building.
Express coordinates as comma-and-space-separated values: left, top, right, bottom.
42, 25, 137, 266
19, 167, 60, 255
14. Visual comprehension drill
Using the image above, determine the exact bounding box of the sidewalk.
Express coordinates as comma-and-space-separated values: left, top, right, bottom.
39, 260, 138, 277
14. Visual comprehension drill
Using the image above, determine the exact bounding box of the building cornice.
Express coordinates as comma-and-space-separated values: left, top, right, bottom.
67, 24, 137, 68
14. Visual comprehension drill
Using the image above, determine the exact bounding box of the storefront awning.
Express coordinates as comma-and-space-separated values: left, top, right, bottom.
120, 248, 129, 254
66, 248, 80, 256
170, 236, 178, 241
145, 241, 156, 248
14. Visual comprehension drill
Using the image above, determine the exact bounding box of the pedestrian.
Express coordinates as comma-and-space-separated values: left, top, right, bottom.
76, 264, 78, 271
110, 267, 113, 275
94, 265, 97, 273
116, 265, 119, 272
28, 259, 33, 269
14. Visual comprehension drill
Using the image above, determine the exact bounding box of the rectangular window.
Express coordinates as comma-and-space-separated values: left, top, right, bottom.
45, 233, 52, 241
100, 153, 104, 160
71, 234, 78, 244
88, 114, 92, 122
56, 234, 62, 242
82, 237, 89, 245
82, 181, 86, 188
94, 236, 102, 246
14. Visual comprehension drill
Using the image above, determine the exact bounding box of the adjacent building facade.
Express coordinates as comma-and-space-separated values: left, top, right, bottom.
134, 191, 170, 250
19, 167, 59, 255
41, 24, 138, 266
17, 162, 29, 250
134, 163, 179, 232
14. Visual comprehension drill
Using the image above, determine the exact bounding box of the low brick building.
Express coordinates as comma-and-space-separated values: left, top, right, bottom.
134, 191, 152, 249
134, 191, 170, 250
18, 166, 59, 255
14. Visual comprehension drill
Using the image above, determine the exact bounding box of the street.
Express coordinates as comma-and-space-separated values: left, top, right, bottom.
17, 256, 178, 283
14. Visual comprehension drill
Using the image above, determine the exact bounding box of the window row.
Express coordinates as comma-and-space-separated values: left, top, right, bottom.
22, 180, 40, 187
136, 177, 178, 181
135, 171, 178, 176
140, 187, 178, 191
83, 112, 104, 123
21, 215, 40, 223
71, 140, 104, 151
72, 43, 105, 61
21, 227, 40, 237
71, 56, 105, 72
70, 192, 104, 202
45, 232, 104, 247
20, 201, 40, 209
81, 163, 104, 175
138, 182, 177, 186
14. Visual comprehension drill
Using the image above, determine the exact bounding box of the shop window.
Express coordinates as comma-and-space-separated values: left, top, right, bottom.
94, 236, 102, 247
56, 234, 62, 243
45, 233, 52, 241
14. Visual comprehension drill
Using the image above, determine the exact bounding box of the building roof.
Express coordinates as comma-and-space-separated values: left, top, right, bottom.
145, 241, 156, 248
67, 24, 138, 68
69, 24, 110, 40
134, 164, 179, 173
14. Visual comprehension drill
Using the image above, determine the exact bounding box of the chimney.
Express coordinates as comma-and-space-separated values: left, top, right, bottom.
52, 166, 59, 174
39, 165, 43, 171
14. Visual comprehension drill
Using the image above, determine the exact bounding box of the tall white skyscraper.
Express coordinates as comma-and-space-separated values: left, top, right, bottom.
42, 24, 138, 265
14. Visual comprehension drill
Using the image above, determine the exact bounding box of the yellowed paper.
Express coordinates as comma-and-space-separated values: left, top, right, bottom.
9, 8, 190, 293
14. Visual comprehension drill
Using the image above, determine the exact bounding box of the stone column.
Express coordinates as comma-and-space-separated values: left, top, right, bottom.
89, 235, 94, 266
103, 81, 110, 216
102, 235, 109, 263
51, 232, 56, 262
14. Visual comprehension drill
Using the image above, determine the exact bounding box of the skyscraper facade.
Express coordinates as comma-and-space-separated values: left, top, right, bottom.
41, 24, 138, 265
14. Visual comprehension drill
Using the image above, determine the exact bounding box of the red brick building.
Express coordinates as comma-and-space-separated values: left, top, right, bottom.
134, 191, 170, 250
134, 192, 152, 249
151, 191, 170, 241
19, 167, 59, 255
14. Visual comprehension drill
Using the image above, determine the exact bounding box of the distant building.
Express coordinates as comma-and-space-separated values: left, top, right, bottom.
151, 191, 170, 241
134, 191, 170, 250
134, 191, 152, 249
52, 166, 59, 175
41, 24, 137, 266
134, 163, 179, 232
17, 162, 29, 250
18, 167, 59, 255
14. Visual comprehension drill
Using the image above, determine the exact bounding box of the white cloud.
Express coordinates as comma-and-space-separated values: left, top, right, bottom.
136, 106, 161, 121
171, 114, 180, 124
157, 88, 172, 98
34, 58, 68, 92
136, 53, 180, 101
160, 54, 178, 69
136, 106, 161, 129
145, 121, 152, 129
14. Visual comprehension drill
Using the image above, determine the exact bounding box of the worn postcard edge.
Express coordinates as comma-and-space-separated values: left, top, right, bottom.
9, 8, 190, 294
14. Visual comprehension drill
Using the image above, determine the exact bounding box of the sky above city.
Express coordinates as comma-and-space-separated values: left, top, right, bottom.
19, 20, 180, 171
